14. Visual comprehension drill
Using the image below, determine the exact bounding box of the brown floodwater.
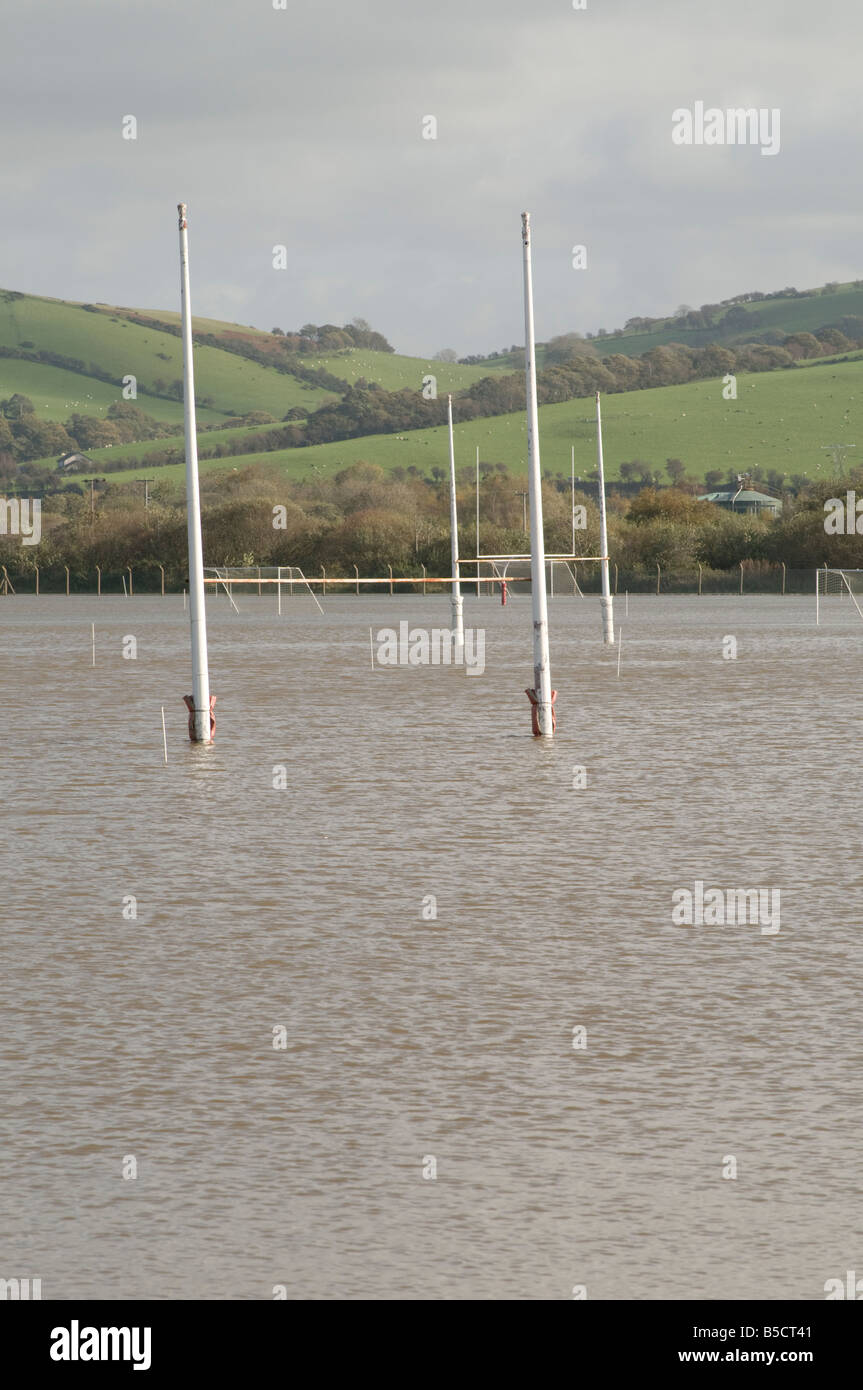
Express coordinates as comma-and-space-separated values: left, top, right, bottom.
1, 589, 860, 1299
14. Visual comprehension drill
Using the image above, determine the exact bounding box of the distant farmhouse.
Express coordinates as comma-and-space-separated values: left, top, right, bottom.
698, 474, 782, 517
56, 452, 93, 473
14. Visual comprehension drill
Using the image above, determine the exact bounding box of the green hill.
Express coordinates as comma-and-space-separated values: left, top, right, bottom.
7, 279, 863, 491
0, 291, 335, 421
118, 313, 502, 392
313, 348, 510, 392
468, 281, 863, 368
0, 291, 508, 449
0, 355, 224, 427
72, 355, 861, 489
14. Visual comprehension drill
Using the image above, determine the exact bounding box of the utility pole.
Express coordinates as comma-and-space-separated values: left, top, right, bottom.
88, 476, 106, 523
515, 490, 529, 533
136, 477, 156, 510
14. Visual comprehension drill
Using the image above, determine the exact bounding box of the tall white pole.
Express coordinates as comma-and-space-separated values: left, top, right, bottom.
178, 203, 213, 743
447, 395, 464, 651
521, 212, 554, 737
595, 391, 614, 646
475, 444, 480, 596
571, 444, 576, 557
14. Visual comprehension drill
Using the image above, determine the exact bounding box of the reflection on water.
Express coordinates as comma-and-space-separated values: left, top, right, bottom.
0, 592, 859, 1299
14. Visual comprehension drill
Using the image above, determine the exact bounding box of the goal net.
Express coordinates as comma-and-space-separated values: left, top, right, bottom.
203, 565, 323, 612
817, 568, 863, 622
204, 565, 306, 590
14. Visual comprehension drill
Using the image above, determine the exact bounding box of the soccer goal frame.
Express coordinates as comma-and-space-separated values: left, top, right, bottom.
816, 567, 863, 624
203, 565, 323, 613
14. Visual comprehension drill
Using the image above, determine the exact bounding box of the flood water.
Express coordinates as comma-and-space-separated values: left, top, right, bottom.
1, 589, 860, 1300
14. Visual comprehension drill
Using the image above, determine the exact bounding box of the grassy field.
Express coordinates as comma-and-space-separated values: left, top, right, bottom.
314, 348, 510, 392
110, 306, 274, 337
9, 281, 863, 490
1, 291, 506, 433
88, 356, 863, 489
0, 357, 224, 427
111, 311, 512, 391
24, 414, 297, 471
0, 292, 335, 418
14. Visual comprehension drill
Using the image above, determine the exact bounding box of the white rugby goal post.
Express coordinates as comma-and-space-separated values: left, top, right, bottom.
472, 557, 586, 596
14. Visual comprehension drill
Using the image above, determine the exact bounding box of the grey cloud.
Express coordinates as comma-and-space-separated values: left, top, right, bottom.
2, 0, 861, 354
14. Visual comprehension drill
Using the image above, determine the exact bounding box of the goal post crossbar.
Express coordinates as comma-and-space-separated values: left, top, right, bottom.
464, 555, 603, 563
201, 561, 596, 597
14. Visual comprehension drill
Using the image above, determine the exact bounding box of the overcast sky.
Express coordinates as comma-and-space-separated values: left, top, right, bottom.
3, 0, 861, 356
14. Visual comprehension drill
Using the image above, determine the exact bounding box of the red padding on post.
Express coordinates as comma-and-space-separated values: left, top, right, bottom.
525, 688, 557, 735
184, 693, 217, 742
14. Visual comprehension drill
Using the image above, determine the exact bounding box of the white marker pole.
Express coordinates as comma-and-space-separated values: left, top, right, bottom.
595, 391, 614, 645
816, 567, 820, 626
178, 203, 212, 742
521, 212, 553, 737
161, 706, 168, 763
447, 395, 464, 653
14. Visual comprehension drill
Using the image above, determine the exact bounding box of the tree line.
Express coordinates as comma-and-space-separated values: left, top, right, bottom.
2, 459, 859, 593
